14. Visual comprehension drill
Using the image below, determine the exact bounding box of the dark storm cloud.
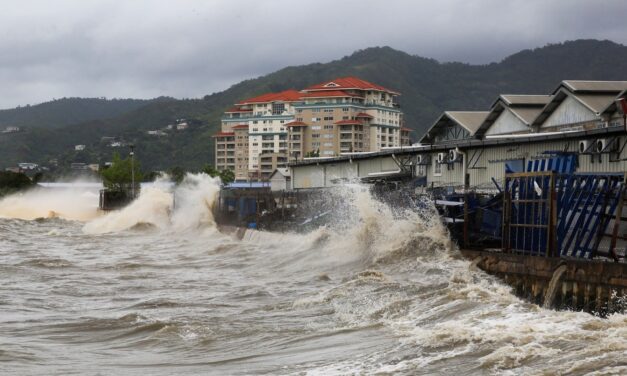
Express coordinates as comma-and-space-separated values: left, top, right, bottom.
1, 0, 626, 108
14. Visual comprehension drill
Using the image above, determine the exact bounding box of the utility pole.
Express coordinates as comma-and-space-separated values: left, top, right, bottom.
130, 144, 135, 199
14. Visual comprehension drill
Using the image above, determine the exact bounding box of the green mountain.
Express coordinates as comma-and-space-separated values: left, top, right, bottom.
0, 97, 161, 129
2, 39, 627, 172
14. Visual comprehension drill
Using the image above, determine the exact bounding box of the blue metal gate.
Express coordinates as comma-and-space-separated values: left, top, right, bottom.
503, 172, 625, 259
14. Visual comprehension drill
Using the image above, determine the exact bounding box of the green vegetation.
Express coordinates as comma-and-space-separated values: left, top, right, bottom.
100, 153, 143, 191
202, 165, 235, 184
0, 40, 626, 171
0, 97, 158, 130
0, 171, 34, 196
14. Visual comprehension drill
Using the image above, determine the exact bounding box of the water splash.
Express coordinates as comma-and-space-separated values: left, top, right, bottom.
82, 173, 221, 234
0, 184, 100, 221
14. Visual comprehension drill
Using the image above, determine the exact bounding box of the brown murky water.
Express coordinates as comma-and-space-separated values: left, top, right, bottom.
1, 176, 626, 375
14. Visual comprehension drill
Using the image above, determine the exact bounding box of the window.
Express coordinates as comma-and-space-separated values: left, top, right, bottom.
312, 133, 320, 138
322, 150, 334, 155
433, 158, 442, 176
323, 142, 333, 147
311, 117, 321, 122
324, 125, 334, 130
312, 142, 320, 147
253, 121, 258, 124
311, 125, 321, 130
342, 108, 349, 112
312, 108, 321, 113
272, 103, 285, 115
323, 116, 334, 121
323, 134, 333, 139
296, 117, 303, 122
323, 108, 333, 113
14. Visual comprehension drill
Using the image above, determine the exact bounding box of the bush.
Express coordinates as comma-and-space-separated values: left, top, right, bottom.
100, 152, 143, 191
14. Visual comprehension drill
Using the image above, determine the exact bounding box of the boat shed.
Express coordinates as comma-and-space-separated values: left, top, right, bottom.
288, 80, 627, 191
269, 168, 291, 191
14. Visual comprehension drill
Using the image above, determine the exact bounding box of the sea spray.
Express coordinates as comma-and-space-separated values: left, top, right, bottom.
82, 186, 173, 234
0, 184, 100, 221
82, 173, 221, 234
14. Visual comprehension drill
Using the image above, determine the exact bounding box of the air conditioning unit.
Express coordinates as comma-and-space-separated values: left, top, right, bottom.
596, 139, 607, 153
448, 149, 460, 162
437, 152, 446, 164
416, 154, 431, 165
579, 140, 590, 154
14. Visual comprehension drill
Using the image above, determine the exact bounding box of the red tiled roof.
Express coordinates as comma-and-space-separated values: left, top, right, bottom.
212, 132, 235, 137
304, 77, 400, 95
300, 90, 363, 99
334, 119, 363, 125
355, 112, 373, 118
225, 107, 252, 113
236, 89, 302, 105
286, 121, 308, 127
232, 124, 249, 129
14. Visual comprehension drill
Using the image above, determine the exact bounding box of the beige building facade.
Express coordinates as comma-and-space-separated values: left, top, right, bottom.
214, 77, 407, 181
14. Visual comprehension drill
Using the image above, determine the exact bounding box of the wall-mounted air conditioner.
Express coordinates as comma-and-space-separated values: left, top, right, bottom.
437, 152, 446, 164
416, 154, 431, 165
448, 149, 460, 162
596, 139, 607, 153
578, 140, 590, 154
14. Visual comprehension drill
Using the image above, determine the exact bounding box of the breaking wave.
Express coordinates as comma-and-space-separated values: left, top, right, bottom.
82, 173, 220, 234
2, 174, 626, 375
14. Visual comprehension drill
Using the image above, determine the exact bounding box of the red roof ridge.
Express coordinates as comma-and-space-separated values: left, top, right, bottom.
300, 90, 363, 98
304, 76, 400, 95
236, 89, 302, 105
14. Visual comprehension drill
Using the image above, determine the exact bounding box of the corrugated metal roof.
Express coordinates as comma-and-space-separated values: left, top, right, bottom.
562, 80, 627, 93
445, 111, 489, 134
573, 93, 619, 113
509, 107, 545, 125
500, 94, 552, 106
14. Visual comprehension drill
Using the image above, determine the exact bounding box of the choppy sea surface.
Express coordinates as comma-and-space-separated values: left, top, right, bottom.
1, 175, 626, 375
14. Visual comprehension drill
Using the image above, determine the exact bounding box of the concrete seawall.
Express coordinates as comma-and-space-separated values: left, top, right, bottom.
461, 249, 627, 315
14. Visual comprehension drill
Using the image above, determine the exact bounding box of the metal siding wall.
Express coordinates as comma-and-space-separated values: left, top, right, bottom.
485, 109, 528, 135
358, 159, 383, 177
293, 165, 325, 189
325, 163, 358, 186
291, 135, 627, 190
542, 96, 597, 128
381, 157, 398, 171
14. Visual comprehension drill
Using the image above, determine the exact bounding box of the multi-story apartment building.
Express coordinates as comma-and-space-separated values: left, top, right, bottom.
214, 77, 407, 181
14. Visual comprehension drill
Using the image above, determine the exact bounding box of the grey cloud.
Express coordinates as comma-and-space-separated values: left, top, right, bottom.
1, 0, 626, 108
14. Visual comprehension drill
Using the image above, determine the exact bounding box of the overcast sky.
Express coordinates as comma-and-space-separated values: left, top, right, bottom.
1, 0, 626, 109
